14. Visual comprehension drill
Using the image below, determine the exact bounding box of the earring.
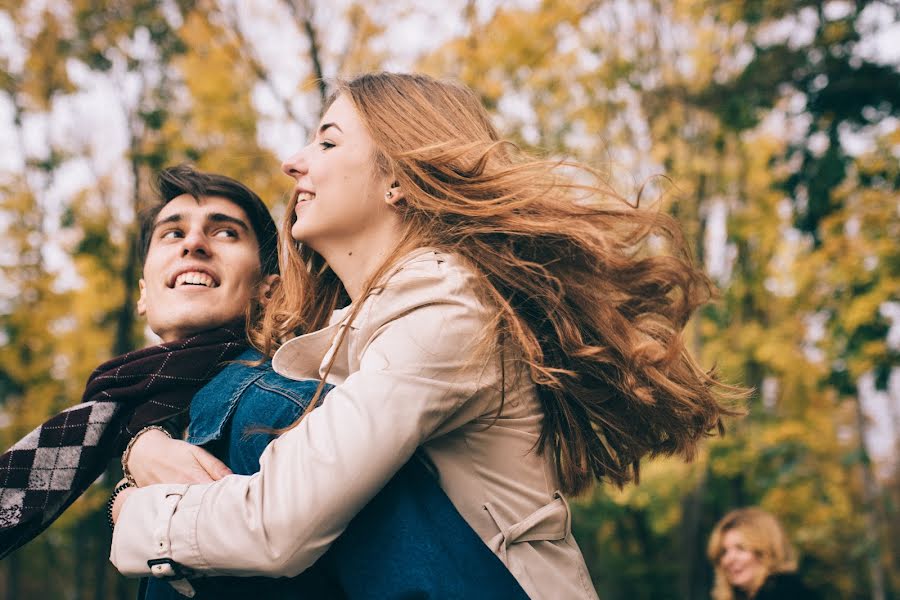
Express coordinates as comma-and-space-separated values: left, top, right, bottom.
385, 191, 394, 200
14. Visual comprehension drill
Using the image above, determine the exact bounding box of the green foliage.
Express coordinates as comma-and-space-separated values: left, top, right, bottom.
0, 1, 897, 598
425, 1, 898, 598
0, 1, 294, 596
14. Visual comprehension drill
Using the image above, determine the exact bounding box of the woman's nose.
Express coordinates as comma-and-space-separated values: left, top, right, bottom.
281, 148, 308, 178
720, 550, 735, 567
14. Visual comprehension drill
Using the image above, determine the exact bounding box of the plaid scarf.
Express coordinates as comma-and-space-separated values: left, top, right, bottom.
0, 323, 247, 558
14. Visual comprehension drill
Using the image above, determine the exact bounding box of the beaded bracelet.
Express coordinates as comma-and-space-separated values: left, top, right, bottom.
121, 425, 173, 487
107, 479, 133, 531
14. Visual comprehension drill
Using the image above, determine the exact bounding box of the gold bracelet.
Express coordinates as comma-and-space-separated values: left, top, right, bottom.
121, 425, 172, 487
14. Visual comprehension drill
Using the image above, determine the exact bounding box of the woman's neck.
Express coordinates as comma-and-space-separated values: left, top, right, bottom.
317, 223, 411, 303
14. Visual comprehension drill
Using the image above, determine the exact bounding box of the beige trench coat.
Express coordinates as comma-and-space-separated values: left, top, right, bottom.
110, 249, 598, 599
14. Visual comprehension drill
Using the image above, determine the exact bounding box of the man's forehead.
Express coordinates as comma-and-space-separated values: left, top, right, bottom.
155, 193, 250, 223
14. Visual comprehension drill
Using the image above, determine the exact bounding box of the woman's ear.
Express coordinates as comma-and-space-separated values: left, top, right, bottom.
384, 182, 404, 206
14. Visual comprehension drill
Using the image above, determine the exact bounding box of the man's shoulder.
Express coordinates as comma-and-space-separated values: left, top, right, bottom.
203, 348, 269, 389
189, 348, 324, 446
206, 349, 323, 397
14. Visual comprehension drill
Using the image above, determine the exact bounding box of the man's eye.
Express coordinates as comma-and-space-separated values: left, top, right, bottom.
160, 230, 183, 239
214, 229, 238, 238
319, 141, 335, 150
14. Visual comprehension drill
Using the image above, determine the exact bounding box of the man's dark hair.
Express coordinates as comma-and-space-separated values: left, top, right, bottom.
138, 165, 279, 276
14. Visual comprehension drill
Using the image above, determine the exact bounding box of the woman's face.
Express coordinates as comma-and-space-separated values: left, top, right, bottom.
719, 529, 767, 593
281, 94, 397, 255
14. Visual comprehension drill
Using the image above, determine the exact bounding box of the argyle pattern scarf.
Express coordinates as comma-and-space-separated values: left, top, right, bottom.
0, 323, 247, 558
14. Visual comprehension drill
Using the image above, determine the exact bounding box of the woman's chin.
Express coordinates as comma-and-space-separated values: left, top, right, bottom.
728, 573, 756, 591
290, 227, 328, 255
290, 223, 310, 244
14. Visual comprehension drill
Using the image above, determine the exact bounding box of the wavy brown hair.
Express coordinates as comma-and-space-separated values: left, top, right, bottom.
707, 508, 799, 599
254, 72, 742, 495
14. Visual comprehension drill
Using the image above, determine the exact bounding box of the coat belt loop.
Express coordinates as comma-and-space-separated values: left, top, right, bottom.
484, 492, 572, 563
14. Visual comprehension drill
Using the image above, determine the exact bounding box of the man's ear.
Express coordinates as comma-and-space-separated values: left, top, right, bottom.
258, 274, 279, 306
136, 279, 147, 316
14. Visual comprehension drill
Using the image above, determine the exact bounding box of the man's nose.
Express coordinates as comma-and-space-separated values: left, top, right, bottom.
181, 229, 210, 257
281, 148, 308, 178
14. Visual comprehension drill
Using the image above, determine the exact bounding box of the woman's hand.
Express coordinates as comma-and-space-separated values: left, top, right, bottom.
126, 428, 232, 486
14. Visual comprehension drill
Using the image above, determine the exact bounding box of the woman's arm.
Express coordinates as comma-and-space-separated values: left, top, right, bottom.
110, 263, 493, 578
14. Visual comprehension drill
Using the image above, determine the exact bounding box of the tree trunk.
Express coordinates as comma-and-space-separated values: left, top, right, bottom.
6, 550, 20, 600
111, 128, 144, 357
854, 393, 887, 600
286, 0, 327, 106
91, 499, 110, 600
679, 169, 711, 600
679, 467, 710, 600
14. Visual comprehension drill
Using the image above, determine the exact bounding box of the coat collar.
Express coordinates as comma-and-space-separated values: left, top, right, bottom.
272, 247, 445, 383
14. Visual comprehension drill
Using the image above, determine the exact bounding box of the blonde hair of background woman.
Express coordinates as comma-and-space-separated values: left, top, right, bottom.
253, 71, 744, 495
707, 507, 799, 600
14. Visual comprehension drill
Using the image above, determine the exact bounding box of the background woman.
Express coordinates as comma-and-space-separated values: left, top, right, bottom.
111, 72, 738, 599
708, 507, 819, 600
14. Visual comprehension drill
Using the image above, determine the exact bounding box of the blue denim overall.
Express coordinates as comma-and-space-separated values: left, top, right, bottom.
143, 349, 528, 599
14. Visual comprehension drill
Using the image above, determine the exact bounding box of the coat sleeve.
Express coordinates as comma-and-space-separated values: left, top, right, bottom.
110, 265, 496, 577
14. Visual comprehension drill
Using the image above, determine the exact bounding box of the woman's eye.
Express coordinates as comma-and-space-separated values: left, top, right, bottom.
160, 229, 183, 239
319, 140, 335, 150
214, 229, 238, 238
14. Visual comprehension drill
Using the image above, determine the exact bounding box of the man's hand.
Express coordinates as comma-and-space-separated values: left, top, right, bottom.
111, 483, 135, 525
126, 428, 232, 486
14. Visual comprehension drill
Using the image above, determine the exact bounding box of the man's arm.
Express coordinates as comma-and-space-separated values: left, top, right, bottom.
125, 429, 232, 487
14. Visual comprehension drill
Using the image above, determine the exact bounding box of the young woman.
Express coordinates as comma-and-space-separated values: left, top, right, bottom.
111, 72, 736, 599
708, 508, 819, 600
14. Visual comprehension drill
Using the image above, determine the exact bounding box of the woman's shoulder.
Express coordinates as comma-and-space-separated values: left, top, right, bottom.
756, 572, 819, 600
346, 249, 495, 360
363, 248, 487, 321
380, 248, 479, 290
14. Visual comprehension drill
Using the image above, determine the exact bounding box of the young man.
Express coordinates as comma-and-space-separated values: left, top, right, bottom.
118, 164, 280, 487
0, 166, 272, 562
6, 165, 524, 598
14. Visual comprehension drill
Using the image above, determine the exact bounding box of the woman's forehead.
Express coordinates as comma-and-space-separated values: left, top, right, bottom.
318, 95, 360, 132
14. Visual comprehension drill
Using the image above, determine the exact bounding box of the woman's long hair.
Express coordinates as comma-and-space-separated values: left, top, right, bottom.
707, 508, 799, 600
254, 72, 742, 495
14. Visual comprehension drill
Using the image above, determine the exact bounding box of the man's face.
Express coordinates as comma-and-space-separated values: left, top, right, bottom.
138, 194, 263, 342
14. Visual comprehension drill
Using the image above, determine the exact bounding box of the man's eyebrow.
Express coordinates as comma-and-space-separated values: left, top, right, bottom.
152, 212, 250, 233
208, 213, 250, 231
318, 122, 343, 135
152, 213, 182, 232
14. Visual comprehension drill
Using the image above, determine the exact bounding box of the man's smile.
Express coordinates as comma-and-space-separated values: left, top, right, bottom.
167, 268, 220, 289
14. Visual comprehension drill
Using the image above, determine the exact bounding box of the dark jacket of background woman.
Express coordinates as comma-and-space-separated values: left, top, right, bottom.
743, 573, 819, 600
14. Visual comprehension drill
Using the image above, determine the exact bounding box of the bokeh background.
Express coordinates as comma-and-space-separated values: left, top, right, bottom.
1, 1, 898, 598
